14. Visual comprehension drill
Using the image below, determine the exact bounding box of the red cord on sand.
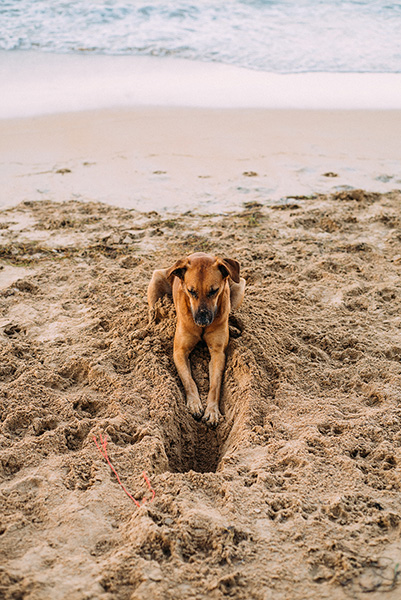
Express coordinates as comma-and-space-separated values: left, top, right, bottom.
93, 433, 155, 507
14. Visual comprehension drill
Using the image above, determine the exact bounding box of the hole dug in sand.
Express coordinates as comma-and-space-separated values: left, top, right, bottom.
165, 418, 222, 474
159, 341, 227, 474
165, 342, 225, 474
154, 316, 280, 475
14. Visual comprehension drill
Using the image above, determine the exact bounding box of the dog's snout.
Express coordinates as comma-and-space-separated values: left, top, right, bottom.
194, 307, 214, 327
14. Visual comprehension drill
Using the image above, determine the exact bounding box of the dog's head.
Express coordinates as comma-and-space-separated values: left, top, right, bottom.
167, 252, 240, 327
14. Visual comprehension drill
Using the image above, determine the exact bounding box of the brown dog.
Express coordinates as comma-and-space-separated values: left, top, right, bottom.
147, 252, 245, 426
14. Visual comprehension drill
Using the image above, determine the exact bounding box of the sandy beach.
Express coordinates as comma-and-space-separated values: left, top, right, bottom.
1, 104, 401, 600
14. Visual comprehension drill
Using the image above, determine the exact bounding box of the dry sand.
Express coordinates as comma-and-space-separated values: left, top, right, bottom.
1, 109, 401, 600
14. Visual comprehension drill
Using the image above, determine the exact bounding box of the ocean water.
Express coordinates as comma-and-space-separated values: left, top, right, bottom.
1, 0, 401, 74
1, 1, 401, 117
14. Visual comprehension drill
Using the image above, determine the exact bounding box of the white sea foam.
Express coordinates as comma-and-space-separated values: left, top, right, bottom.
1, 0, 401, 74
1, 51, 401, 119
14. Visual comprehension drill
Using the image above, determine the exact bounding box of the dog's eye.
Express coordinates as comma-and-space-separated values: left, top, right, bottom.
188, 288, 198, 298
207, 288, 218, 297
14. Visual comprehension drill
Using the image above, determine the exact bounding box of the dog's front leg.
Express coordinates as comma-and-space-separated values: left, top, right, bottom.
203, 332, 228, 427
173, 328, 204, 420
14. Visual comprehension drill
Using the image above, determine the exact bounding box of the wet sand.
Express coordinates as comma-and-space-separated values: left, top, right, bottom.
1, 108, 401, 213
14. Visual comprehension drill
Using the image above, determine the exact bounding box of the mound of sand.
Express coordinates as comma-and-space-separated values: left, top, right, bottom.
1, 191, 401, 599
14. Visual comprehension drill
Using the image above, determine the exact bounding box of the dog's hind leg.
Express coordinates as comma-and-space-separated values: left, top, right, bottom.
229, 277, 246, 310
147, 268, 173, 323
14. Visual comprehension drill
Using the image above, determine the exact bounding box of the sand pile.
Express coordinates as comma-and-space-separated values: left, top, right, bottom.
1, 191, 401, 599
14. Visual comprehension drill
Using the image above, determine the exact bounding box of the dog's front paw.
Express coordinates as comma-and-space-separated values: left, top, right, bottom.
187, 395, 204, 421
202, 405, 221, 428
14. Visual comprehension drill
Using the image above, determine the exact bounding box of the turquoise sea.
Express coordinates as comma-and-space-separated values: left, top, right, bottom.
1, 0, 401, 73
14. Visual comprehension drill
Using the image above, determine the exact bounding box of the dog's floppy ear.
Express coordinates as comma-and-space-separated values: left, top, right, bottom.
166, 258, 188, 281
217, 258, 240, 283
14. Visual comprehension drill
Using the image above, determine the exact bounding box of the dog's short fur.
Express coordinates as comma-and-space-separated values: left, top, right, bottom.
147, 252, 245, 426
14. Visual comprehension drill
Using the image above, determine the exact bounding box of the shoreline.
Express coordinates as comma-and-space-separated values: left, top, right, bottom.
1, 106, 401, 213
1, 51, 401, 120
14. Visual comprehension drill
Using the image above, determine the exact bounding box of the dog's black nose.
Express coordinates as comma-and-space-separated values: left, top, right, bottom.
194, 309, 213, 327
